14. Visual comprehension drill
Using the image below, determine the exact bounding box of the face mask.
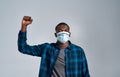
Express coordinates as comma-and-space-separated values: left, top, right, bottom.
56, 31, 70, 44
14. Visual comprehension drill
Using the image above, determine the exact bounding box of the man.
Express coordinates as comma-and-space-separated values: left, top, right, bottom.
18, 16, 90, 77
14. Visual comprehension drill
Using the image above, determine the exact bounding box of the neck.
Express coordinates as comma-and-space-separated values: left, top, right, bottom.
56, 41, 69, 49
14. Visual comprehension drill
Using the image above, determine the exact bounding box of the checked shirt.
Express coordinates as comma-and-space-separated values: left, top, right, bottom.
18, 31, 90, 77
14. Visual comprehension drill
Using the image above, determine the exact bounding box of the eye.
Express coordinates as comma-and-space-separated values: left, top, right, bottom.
65, 29, 69, 32
58, 30, 62, 32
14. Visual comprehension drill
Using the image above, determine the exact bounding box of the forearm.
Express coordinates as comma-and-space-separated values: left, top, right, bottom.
18, 31, 37, 56
18, 31, 27, 53
21, 25, 27, 32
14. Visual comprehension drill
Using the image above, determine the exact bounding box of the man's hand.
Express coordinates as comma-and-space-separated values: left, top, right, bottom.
21, 16, 33, 32
22, 16, 33, 26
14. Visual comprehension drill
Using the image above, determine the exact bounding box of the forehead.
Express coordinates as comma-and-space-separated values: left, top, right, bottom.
56, 25, 69, 31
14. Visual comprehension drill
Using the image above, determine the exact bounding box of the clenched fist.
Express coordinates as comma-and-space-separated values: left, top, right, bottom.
21, 16, 33, 32
22, 16, 33, 26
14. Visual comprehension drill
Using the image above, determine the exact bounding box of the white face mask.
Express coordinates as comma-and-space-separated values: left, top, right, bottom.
56, 31, 70, 44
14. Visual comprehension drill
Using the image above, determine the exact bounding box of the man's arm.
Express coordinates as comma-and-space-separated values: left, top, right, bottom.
18, 16, 45, 57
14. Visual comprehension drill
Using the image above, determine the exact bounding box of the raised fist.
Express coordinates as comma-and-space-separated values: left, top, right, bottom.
22, 16, 33, 26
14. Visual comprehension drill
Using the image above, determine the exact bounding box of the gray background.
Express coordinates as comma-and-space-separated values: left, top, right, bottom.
0, 0, 120, 77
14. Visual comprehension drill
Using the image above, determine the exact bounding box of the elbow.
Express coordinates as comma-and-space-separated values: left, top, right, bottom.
18, 45, 26, 54
18, 47, 22, 52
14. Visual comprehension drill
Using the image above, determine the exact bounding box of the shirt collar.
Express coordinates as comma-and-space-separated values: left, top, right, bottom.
53, 41, 72, 50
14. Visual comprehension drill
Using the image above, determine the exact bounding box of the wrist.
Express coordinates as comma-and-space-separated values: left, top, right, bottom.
21, 25, 27, 32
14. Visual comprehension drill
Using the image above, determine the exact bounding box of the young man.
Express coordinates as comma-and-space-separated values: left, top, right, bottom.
18, 16, 90, 77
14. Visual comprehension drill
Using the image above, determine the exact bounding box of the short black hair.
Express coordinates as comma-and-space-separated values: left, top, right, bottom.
55, 22, 70, 31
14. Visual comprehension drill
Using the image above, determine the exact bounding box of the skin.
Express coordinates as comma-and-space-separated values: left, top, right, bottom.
21, 16, 70, 49
21, 16, 33, 32
55, 25, 71, 49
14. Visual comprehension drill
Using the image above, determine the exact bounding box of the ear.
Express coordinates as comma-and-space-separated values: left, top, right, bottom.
54, 33, 57, 37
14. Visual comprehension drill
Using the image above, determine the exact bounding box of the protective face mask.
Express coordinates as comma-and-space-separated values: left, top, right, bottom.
56, 31, 70, 44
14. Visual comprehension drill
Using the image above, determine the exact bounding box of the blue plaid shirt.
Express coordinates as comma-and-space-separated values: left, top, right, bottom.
18, 31, 90, 77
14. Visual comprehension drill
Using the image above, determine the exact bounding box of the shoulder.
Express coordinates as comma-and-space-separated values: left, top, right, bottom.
70, 43, 83, 49
70, 43, 85, 52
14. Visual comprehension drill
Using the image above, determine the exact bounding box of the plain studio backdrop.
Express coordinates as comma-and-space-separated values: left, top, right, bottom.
0, 0, 120, 77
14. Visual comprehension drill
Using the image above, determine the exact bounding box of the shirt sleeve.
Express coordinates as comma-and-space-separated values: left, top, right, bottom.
82, 50, 90, 77
17, 31, 46, 57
